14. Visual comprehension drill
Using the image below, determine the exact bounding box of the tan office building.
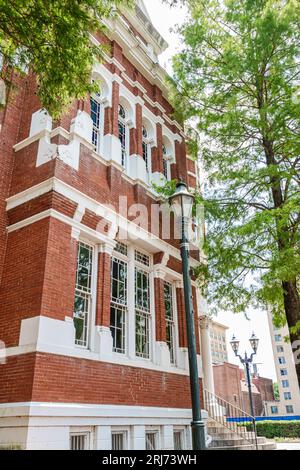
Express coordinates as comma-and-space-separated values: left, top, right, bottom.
209, 320, 229, 365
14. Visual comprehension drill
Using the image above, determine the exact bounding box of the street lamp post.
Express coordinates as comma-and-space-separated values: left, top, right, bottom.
169, 180, 206, 450
230, 333, 259, 449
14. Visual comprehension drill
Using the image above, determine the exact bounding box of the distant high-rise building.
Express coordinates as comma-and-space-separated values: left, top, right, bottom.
265, 308, 300, 416
209, 320, 229, 364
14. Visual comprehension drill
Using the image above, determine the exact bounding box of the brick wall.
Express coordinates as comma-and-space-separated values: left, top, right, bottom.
0, 71, 27, 286
0, 352, 204, 409
213, 363, 243, 409
0, 217, 77, 347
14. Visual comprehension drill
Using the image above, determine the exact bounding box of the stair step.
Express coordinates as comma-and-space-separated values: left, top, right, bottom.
209, 442, 276, 451
206, 416, 277, 450
210, 438, 246, 447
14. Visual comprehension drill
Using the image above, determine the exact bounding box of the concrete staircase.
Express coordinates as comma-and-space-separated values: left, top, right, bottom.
207, 419, 277, 450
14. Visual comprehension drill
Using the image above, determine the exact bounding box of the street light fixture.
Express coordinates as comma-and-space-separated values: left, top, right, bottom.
249, 332, 259, 354
230, 332, 260, 419
230, 335, 240, 355
169, 180, 206, 450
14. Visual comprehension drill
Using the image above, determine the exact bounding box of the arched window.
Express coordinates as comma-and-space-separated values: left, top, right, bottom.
142, 125, 151, 176
163, 144, 170, 180
118, 104, 128, 168
90, 91, 102, 152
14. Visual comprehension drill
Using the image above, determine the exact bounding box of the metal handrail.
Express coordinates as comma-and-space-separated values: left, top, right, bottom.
203, 389, 258, 450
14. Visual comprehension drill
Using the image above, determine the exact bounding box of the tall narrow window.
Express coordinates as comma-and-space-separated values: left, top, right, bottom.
118, 105, 127, 168
90, 94, 102, 152
112, 432, 127, 450
135, 267, 151, 358
142, 126, 151, 175
73, 242, 93, 347
145, 432, 158, 450
164, 282, 176, 364
173, 430, 184, 450
163, 144, 170, 180
70, 433, 89, 450
110, 257, 128, 354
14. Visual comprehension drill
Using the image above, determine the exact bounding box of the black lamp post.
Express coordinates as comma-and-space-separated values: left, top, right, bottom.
169, 180, 206, 450
230, 332, 260, 418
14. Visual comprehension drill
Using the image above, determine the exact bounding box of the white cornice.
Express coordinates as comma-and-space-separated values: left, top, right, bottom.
6, 177, 201, 267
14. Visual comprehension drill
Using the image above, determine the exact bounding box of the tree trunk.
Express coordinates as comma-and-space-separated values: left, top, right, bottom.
262, 135, 300, 388
282, 280, 300, 388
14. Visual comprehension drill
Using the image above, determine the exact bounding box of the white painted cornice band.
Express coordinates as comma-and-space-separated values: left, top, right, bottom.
6, 177, 200, 268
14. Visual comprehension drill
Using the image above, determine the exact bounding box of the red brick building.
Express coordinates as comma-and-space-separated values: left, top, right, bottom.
213, 363, 275, 416
0, 2, 208, 450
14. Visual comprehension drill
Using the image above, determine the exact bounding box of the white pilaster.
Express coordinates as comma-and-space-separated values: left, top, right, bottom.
162, 425, 174, 450
199, 316, 215, 394
103, 134, 123, 167
129, 154, 147, 183
131, 425, 145, 450
30, 109, 52, 137
95, 426, 112, 450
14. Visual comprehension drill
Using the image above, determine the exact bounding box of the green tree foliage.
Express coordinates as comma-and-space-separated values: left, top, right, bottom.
273, 383, 280, 401
167, 1, 300, 383
0, 0, 132, 118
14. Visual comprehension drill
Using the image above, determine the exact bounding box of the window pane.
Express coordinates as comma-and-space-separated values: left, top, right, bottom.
135, 268, 150, 312
118, 119, 126, 168
164, 282, 175, 364
110, 258, 128, 354
73, 242, 93, 348
146, 433, 157, 450
135, 250, 150, 267
112, 433, 125, 450
111, 258, 127, 305
74, 292, 89, 347
76, 243, 93, 293
91, 96, 102, 150
174, 431, 183, 450
136, 311, 150, 358
70, 434, 88, 450
110, 304, 126, 354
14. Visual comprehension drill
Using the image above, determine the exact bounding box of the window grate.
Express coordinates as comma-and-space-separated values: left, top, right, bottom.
112, 433, 125, 450
174, 431, 183, 450
145, 432, 157, 450
70, 434, 88, 450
